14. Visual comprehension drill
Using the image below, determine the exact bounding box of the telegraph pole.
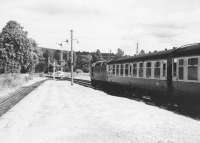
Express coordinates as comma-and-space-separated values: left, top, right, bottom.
109, 50, 111, 60
70, 29, 74, 86
60, 50, 63, 72
53, 61, 55, 80
136, 42, 139, 55
47, 56, 49, 74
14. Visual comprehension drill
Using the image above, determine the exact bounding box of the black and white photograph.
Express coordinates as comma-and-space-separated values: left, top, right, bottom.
0, 0, 200, 142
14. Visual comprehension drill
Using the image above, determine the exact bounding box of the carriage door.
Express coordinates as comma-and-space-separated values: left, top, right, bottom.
173, 58, 185, 90
172, 58, 178, 88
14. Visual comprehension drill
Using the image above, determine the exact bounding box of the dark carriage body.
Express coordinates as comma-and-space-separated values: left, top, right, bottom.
90, 43, 200, 105
170, 44, 200, 105
107, 49, 174, 97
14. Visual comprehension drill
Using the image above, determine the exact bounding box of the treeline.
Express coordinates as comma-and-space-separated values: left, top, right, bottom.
37, 48, 116, 73
0, 20, 128, 74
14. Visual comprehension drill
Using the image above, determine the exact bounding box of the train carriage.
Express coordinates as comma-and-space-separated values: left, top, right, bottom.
171, 44, 200, 105
90, 43, 200, 106
107, 49, 173, 94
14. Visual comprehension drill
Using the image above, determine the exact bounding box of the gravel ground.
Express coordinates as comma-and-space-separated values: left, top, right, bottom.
0, 80, 200, 143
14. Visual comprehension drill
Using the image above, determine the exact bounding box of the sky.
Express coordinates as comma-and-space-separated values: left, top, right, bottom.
1, 0, 200, 55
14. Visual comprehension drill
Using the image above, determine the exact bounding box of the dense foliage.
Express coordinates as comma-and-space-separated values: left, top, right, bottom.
113, 48, 124, 60
0, 21, 126, 74
91, 49, 103, 63
0, 21, 36, 73
39, 48, 114, 73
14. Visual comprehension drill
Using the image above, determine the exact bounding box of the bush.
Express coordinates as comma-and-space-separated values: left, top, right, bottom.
0, 73, 32, 88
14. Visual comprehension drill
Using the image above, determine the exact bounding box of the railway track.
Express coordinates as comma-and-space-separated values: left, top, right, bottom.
0, 79, 47, 117
64, 77, 93, 88
62, 77, 200, 119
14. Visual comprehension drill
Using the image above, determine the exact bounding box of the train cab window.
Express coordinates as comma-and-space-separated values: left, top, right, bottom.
95, 63, 101, 73
139, 63, 143, 77
120, 64, 124, 76
178, 59, 184, 80
125, 64, 129, 76
112, 65, 116, 75
102, 63, 106, 72
146, 62, 151, 78
188, 58, 198, 80
154, 62, 160, 78
133, 63, 137, 77
116, 65, 119, 76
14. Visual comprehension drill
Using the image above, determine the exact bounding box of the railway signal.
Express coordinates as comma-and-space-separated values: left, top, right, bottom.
70, 30, 74, 86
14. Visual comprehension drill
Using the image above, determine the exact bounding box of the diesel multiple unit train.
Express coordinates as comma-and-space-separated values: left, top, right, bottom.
90, 43, 200, 106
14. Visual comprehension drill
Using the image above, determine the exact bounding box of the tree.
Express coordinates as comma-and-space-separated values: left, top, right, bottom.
96, 49, 103, 60
0, 20, 32, 73
53, 50, 60, 62
91, 49, 103, 63
116, 48, 124, 57
139, 49, 145, 55
76, 54, 91, 72
35, 62, 45, 73
113, 48, 124, 60
29, 38, 44, 72
41, 49, 52, 73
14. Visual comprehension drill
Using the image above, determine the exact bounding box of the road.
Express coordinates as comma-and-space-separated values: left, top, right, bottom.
0, 80, 200, 143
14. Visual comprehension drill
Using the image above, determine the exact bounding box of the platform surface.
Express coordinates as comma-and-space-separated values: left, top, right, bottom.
0, 80, 200, 143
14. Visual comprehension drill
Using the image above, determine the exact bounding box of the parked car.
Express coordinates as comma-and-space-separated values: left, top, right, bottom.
53, 71, 65, 79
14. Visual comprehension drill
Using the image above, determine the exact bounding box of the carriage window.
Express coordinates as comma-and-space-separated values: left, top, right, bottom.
139, 63, 143, 77
108, 65, 112, 75
125, 64, 128, 76
163, 63, 166, 77
112, 65, 116, 75
173, 62, 177, 77
146, 62, 151, 78
133, 63, 137, 77
120, 64, 124, 76
116, 65, 119, 76
154, 62, 160, 78
129, 64, 132, 76
188, 58, 198, 80
95, 63, 101, 73
178, 59, 184, 80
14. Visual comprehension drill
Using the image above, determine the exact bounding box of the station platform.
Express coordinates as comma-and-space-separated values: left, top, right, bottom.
0, 80, 200, 143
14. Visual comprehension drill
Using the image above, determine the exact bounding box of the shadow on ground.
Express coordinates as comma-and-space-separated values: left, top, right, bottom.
50, 77, 200, 121
100, 86, 200, 120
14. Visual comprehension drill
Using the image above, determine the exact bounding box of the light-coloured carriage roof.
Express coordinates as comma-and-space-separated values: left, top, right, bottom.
108, 43, 200, 64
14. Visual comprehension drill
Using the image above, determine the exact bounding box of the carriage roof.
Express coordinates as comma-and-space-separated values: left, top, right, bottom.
108, 43, 200, 64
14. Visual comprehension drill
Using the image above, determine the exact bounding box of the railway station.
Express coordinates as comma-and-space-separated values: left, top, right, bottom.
1, 42, 200, 143
1, 78, 200, 143
1, 0, 200, 142
1, 39, 200, 143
